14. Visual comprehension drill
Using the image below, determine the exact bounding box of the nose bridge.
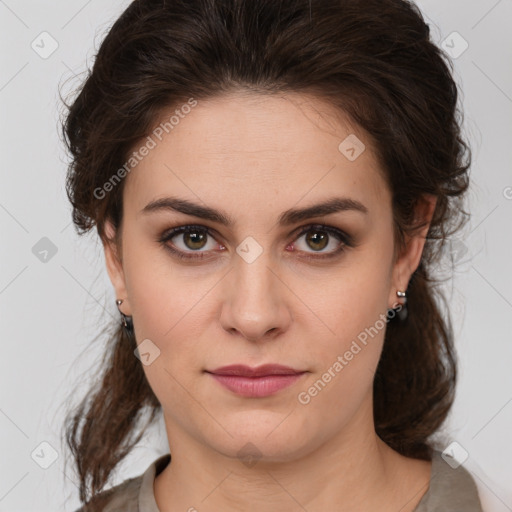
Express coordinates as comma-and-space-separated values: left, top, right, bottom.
233, 236, 278, 308
219, 234, 290, 340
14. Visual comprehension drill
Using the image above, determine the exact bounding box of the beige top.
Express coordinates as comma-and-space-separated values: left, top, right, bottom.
74, 450, 483, 511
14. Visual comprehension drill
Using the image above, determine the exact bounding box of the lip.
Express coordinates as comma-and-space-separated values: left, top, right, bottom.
207, 364, 304, 377
205, 364, 307, 398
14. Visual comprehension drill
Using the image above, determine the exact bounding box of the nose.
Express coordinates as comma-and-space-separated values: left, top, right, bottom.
219, 249, 292, 343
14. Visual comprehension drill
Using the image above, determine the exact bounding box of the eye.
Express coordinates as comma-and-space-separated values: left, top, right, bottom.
158, 223, 354, 261
289, 224, 353, 260
159, 225, 219, 260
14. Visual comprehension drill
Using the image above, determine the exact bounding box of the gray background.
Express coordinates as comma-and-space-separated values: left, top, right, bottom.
0, 0, 511, 510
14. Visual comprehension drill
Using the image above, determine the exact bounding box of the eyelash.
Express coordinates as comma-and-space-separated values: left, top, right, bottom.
158, 223, 354, 262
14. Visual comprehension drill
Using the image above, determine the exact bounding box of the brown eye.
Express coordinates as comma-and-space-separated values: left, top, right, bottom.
292, 224, 350, 259
160, 225, 217, 258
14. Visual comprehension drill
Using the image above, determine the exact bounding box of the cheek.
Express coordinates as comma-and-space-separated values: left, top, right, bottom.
122, 246, 217, 389
318, 251, 391, 344
121, 234, 195, 336
302, 252, 392, 399
295, 297, 388, 435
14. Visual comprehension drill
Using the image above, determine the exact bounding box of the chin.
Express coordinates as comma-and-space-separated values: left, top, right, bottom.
204, 417, 314, 463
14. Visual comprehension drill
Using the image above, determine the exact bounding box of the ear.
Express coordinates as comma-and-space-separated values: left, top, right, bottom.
103, 219, 132, 316
388, 194, 437, 309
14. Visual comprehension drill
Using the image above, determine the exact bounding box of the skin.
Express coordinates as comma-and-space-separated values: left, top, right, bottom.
103, 91, 437, 512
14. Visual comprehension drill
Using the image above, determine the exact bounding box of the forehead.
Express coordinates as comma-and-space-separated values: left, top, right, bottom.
123, 91, 390, 221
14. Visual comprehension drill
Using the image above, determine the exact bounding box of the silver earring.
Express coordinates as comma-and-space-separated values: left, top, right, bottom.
396, 290, 408, 321
116, 299, 134, 332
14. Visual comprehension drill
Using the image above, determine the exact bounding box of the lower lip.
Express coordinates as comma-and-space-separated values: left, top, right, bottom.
207, 372, 306, 397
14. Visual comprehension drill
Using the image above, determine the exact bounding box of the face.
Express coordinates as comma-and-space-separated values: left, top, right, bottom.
104, 91, 433, 464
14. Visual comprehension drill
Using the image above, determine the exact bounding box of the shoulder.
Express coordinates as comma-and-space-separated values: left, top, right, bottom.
414, 450, 483, 512
72, 474, 143, 512
72, 453, 170, 512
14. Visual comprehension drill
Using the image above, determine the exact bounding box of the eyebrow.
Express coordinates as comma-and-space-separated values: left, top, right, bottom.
140, 195, 368, 226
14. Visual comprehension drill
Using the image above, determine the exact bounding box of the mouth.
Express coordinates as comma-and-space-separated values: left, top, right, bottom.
206, 364, 305, 377
205, 364, 308, 397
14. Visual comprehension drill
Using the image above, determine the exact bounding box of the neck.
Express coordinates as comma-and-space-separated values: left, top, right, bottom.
153, 397, 431, 512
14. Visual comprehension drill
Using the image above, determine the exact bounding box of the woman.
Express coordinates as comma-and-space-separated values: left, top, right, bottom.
61, 0, 482, 510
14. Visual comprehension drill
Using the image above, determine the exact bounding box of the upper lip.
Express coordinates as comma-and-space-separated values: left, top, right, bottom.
206, 364, 305, 377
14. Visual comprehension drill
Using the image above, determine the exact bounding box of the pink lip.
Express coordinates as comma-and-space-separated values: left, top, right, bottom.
208, 364, 304, 377
205, 364, 307, 398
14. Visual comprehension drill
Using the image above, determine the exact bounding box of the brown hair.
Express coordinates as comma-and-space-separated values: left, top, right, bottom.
60, 0, 471, 506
